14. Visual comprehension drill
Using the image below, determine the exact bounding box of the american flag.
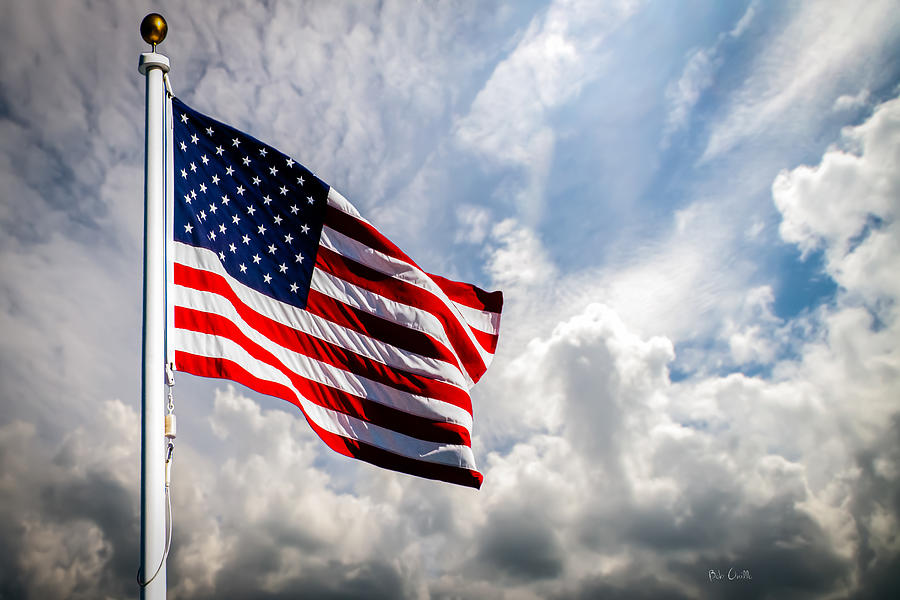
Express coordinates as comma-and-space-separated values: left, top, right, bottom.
169, 97, 502, 488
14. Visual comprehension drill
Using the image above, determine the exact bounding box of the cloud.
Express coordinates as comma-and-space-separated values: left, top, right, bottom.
2, 2, 900, 599
661, 1, 758, 147
463, 91, 900, 598
0, 401, 139, 599
701, 1, 900, 162
454, 0, 640, 224
833, 89, 871, 112
774, 95, 900, 303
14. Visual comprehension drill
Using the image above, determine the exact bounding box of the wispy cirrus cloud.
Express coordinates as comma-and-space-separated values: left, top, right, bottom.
661, 1, 759, 148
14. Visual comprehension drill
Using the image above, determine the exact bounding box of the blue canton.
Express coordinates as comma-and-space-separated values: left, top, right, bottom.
172, 97, 328, 309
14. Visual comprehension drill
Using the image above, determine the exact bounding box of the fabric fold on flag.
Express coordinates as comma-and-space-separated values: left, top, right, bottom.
168, 97, 502, 488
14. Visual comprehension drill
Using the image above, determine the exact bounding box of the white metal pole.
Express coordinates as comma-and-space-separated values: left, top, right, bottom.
139, 48, 170, 600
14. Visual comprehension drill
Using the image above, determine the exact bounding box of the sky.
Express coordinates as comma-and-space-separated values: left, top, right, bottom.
1, 1, 899, 598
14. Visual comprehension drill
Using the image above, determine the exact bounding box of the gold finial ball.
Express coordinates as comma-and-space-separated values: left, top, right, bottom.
140, 13, 168, 47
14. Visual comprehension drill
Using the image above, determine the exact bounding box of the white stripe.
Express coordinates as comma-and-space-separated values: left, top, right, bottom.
319, 225, 492, 365
175, 242, 468, 388
327, 187, 364, 219
177, 328, 477, 469
447, 300, 501, 337
175, 282, 474, 429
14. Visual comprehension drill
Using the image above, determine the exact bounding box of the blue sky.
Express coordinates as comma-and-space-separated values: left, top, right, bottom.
2, 1, 900, 598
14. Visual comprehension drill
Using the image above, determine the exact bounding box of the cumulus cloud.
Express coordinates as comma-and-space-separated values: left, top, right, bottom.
774, 96, 900, 307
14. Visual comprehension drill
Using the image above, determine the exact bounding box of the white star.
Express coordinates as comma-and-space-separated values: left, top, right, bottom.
201, 155, 209, 165
252, 254, 261, 264
180, 113, 188, 123
209, 231, 216, 241
219, 251, 225, 260
284, 233, 293, 243
297, 176, 305, 186
242, 156, 251, 166
225, 165, 235, 176
263, 195, 272, 205
189, 162, 197, 172
286, 158, 294, 168
199, 183, 207, 193
199, 210, 207, 220
191, 189, 197, 199
263, 273, 272, 284
290, 205, 299, 214
179, 141, 187, 151
219, 223, 227, 234
211, 174, 220, 185
268, 244, 277, 254
215, 146, 225, 156
295, 252, 304, 263
232, 214, 241, 225
280, 186, 288, 195
232, 137, 241, 147
307, 196, 314, 204
206, 126, 214, 136
269, 166, 278, 176
209, 204, 218, 214
180, 169, 187, 179
259, 147, 268, 157
278, 263, 288, 273
221, 194, 230, 205
300, 224, 310, 234
183, 193, 191, 204
229, 243, 237, 253
290, 282, 299, 293
273, 215, 283, 225
252, 176, 261, 185
184, 223, 193, 233
242, 234, 250, 244
236, 185, 245, 196
190, 133, 199, 144
247, 206, 256, 216
258, 224, 267, 235
239, 263, 247, 273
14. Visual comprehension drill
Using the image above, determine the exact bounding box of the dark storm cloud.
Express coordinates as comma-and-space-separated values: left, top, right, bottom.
0, 421, 138, 599
473, 508, 565, 581
188, 558, 409, 600
554, 574, 694, 600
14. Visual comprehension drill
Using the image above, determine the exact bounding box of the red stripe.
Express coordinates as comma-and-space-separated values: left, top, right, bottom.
176, 350, 299, 404
176, 263, 472, 413
175, 352, 481, 488
471, 327, 499, 353
429, 273, 504, 314
325, 204, 416, 266
311, 421, 484, 489
315, 247, 489, 383
176, 308, 472, 445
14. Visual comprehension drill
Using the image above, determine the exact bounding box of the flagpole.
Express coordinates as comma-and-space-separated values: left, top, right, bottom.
138, 13, 170, 600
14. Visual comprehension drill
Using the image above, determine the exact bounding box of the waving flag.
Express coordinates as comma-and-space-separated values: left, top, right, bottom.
169, 98, 502, 488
